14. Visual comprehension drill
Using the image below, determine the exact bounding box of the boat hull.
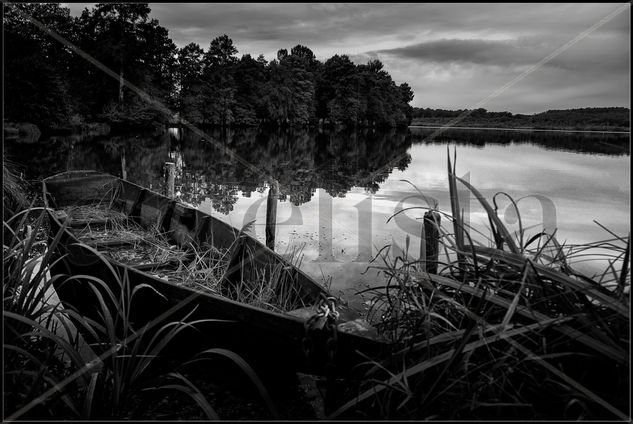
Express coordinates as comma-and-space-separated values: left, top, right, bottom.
43, 171, 389, 376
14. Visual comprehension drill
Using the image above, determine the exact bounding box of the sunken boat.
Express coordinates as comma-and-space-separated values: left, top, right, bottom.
43, 170, 390, 376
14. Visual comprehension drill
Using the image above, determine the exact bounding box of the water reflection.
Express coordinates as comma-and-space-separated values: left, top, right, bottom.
5, 127, 629, 294
410, 127, 630, 155
7, 127, 627, 196
173, 127, 412, 213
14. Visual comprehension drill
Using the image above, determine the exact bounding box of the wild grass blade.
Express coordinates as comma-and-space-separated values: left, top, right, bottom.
192, 348, 280, 419
499, 262, 530, 331
455, 176, 519, 254
4, 311, 86, 371
507, 337, 628, 420
493, 191, 524, 252
329, 316, 571, 419
616, 233, 630, 299
427, 272, 627, 363
447, 147, 465, 263
470, 246, 628, 316
146, 372, 219, 420
81, 371, 100, 419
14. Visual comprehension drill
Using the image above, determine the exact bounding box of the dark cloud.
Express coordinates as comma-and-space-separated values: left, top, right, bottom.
374, 33, 629, 72
375, 39, 538, 67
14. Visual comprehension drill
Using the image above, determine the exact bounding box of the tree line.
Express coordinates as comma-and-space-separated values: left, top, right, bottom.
411, 107, 630, 130
4, 3, 414, 131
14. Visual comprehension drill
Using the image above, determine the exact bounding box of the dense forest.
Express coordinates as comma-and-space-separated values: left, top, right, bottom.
411, 107, 630, 131
4, 3, 414, 131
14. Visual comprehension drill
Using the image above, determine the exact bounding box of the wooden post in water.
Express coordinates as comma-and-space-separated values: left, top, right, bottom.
266, 179, 279, 250
420, 211, 441, 274
121, 150, 127, 180
164, 162, 175, 198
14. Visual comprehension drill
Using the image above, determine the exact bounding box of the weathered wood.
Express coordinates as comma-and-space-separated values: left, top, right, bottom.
43, 170, 393, 377
419, 220, 427, 266
266, 179, 279, 250
160, 200, 177, 234
422, 211, 441, 274
121, 151, 127, 180
68, 218, 117, 227
221, 235, 247, 297
82, 237, 141, 248
164, 162, 175, 198
286, 306, 317, 320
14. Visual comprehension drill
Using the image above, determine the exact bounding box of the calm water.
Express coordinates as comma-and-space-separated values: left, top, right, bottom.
6, 126, 630, 298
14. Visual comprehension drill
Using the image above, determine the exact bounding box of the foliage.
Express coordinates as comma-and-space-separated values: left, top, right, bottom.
3, 162, 29, 219
3, 209, 277, 420
330, 151, 630, 420
411, 107, 630, 131
4, 3, 177, 130
4, 3, 412, 130
3, 3, 75, 128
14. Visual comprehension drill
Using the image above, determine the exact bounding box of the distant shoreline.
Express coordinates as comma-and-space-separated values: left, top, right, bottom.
408, 125, 631, 135
409, 107, 630, 134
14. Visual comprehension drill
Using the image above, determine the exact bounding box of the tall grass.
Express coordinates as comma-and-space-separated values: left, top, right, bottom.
3, 161, 28, 218
4, 208, 88, 419
3, 208, 279, 420
222, 239, 309, 312
330, 149, 629, 420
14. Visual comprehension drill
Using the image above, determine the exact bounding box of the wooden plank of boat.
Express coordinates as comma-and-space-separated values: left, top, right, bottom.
42, 170, 390, 376
53, 210, 118, 228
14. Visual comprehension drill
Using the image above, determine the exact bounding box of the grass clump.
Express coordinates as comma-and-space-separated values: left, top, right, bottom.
221, 239, 310, 313
66, 206, 191, 267
332, 149, 629, 421
3, 161, 28, 219
57, 199, 311, 315
148, 242, 230, 290
3, 208, 279, 420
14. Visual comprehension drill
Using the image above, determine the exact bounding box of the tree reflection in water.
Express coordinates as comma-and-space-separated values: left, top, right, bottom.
5, 126, 626, 215
174, 127, 413, 213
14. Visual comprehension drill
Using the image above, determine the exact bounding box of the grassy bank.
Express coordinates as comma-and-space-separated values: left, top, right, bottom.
2, 207, 317, 420
329, 150, 630, 420
3, 155, 629, 420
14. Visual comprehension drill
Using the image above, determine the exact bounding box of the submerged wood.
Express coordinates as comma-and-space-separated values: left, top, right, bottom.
42, 170, 390, 376
121, 151, 127, 180
164, 161, 175, 198
266, 179, 279, 250
423, 211, 441, 274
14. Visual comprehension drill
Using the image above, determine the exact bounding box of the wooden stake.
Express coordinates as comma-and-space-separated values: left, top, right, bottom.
419, 220, 427, 267
422, 211, 441, 274
121, 150, 127, 180
266, 179, 279, 250
164, 162, 175, 198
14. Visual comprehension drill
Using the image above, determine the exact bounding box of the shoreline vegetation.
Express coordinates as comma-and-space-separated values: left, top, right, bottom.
5, 3, 413, 133
410, 107, 630, 132
3, 154, 629, 420
4, 105, 630, 146
5, 3, 630, 137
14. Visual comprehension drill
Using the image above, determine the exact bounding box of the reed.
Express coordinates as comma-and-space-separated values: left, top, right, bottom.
3, 208, 277, 420
330, 149, 629, 420
222, 240, 308, 313
3, 161, 28, 218
4, 208, 88, 419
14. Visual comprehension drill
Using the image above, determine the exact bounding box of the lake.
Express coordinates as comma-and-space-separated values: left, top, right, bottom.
6, 126, 629, 300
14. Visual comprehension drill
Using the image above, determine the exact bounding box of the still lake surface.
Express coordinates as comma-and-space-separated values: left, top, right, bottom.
7, 126, 630, 299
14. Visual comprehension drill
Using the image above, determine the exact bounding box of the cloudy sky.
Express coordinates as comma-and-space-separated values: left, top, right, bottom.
66, 3, 630, 114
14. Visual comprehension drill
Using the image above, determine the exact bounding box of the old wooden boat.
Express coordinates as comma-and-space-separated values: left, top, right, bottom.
43, 170, 390, 376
